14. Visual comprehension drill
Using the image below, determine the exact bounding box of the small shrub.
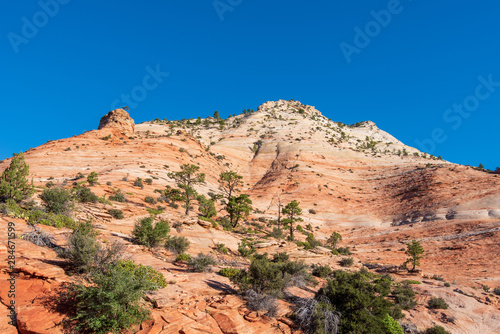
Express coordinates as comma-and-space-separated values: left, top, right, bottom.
72, 185, 99, 203
339, 257, 354, 267
108, 209, 124, 219
244, 290, 277, 317
188, 253, 216, 272
423, 325, 451, 334
427, 296, 449, 309
62, 261, 158, 334
87, 171, 98, 186
432, 274, 445, 281
269, 227, 283, 239
219, 267, 239, 278
382, 314, 404, 334
115, 259, 167, 289
59, 221, 125, 273
109, 189, 126, 202
144, 196, 156, 205
392, 281, 417, 310
238, 241, 255, 257
144, 178, 153, 185
312, 265, 332, 278
444, 282, 450, 287
134, 177, 143, 189
22, 224, 57, 249
215, 242, 228, 254
272, 252, 289, 263
40, 187, 73, 214
306, 233, 321, 249
132, 216, 170, 248
165, 236, 190, 254
493, 287, 500, 296
336, 246, 351, 255
294, 297, 340, 334
402, 280, 421, 285
175, 253, 191, 262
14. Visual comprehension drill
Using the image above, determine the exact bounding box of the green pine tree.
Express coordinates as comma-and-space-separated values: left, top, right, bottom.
0, 152, 34, 203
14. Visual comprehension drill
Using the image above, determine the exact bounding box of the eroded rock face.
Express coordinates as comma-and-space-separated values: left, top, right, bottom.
98, 108, 135, 135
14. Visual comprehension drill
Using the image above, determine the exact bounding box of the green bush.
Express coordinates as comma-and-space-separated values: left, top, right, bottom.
108, 209, 124, 219
132, 216, 170, 248
31, 210, 75, 228
134, 177, 143, 189
59, 221, 124, 273
269, 227, 283, 239
144, 196, 156, 205
423, 325, 451, 334
382, 314, 404, 334
336, 247, 352, 255
144, 178, 153, 185
272, 252, 289, 263
493, 287, 500, 296
40, 187, 73, 214
313, 270, 404, 333
427, 297, 449, 309
231, 255, 284, 297
306, 233, 321, 248
215, 242, 229, 254
62, 261, 159, 334
175, 253, 191, 262
392, 281, 417, 310
238, 241, 255, 257
339, 257, 354, 267
219, 267, 239, 278
188, 253, 216, 272
165, 236, 190, 254
109, 189, 126, 202
402, 280, 421, 285
115, 259, 166, 289
231, 254, 312, 298
312, 265, 332, 278
72, 185, 99, 203
87, 171, 99, 186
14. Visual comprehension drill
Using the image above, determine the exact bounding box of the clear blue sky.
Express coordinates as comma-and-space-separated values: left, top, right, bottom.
1, 1, 499, 169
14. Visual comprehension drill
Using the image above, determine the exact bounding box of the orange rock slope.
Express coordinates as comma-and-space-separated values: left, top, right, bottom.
1, 100, 499, 334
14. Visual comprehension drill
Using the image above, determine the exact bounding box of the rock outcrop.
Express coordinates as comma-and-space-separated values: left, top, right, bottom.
98, 108, 135, 135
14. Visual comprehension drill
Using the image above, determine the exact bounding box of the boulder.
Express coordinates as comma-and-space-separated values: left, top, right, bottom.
98, 108, 135, 135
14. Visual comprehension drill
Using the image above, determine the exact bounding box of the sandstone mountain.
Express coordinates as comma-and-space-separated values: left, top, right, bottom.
0, 100, 499, 334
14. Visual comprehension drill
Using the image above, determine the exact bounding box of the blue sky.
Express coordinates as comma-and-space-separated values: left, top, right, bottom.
1, 1, 499, 169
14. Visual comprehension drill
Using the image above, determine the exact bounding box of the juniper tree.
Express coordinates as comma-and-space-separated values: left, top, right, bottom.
227, 194, 252, 227
0, 152, 34, 203
167, 164, 205, 215
282, 200, 303, 241
218, 171, 243, 205
404, 240, 424, 271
